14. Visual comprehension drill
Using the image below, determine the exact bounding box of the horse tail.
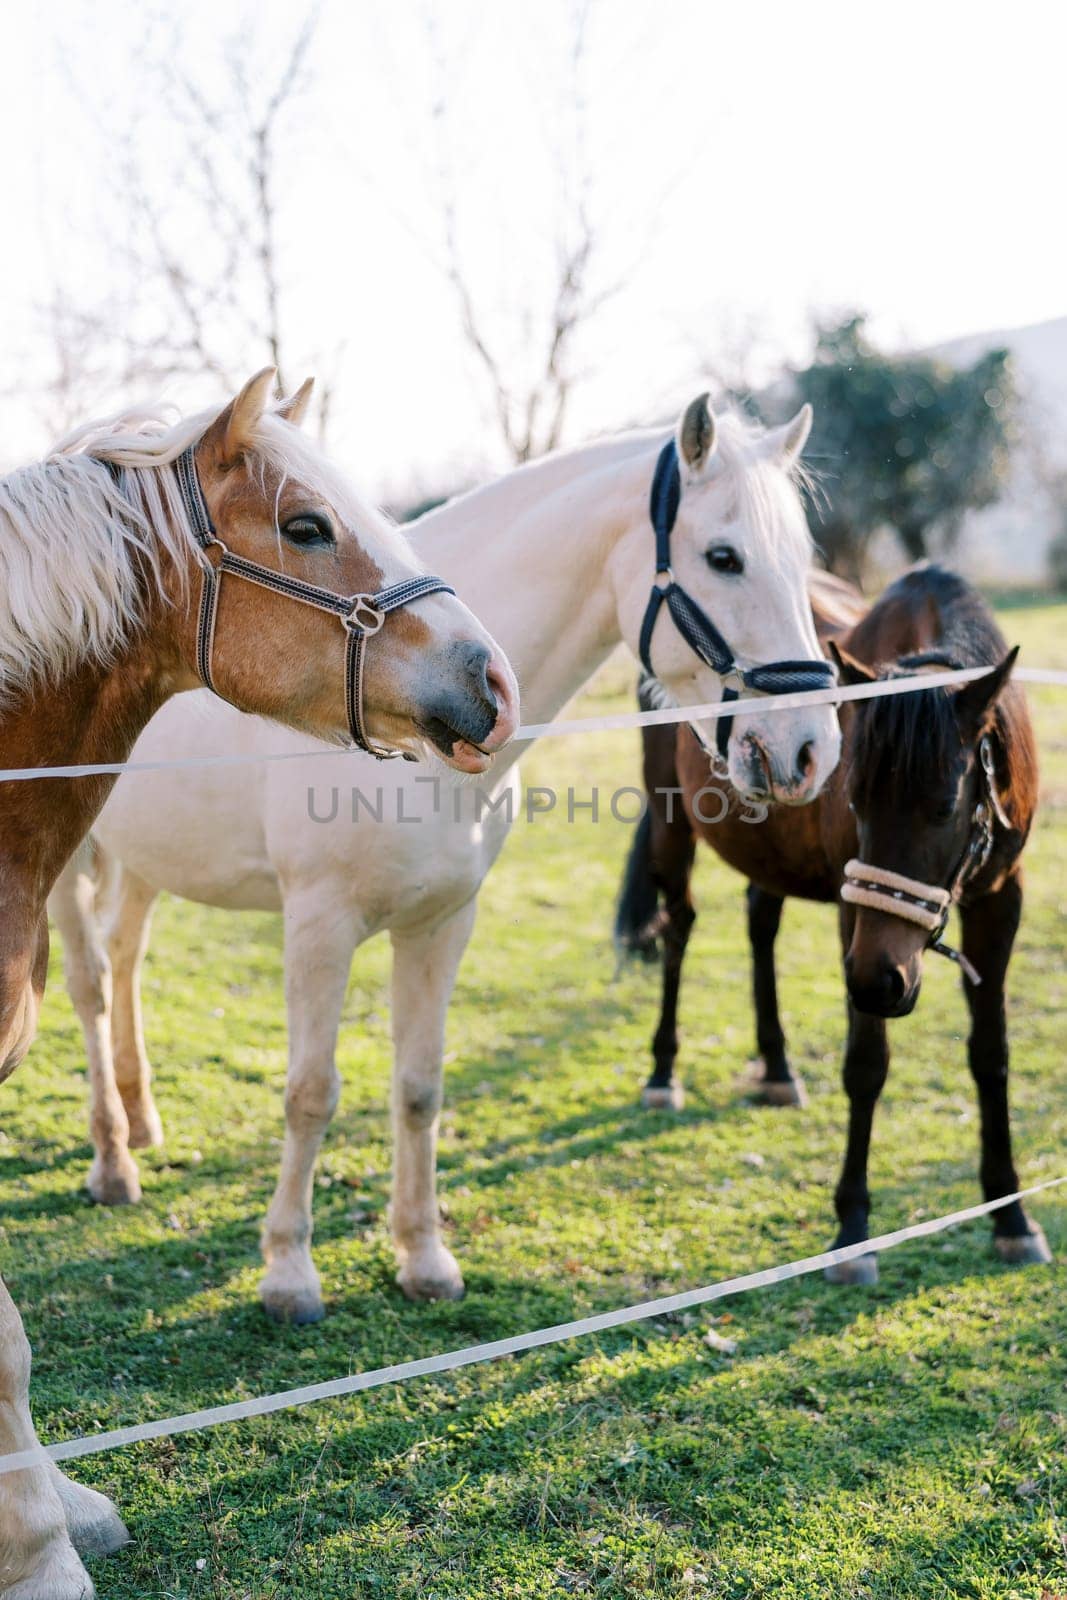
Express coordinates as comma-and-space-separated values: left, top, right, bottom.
614, 806, 662, 962
615, 673, 671, 962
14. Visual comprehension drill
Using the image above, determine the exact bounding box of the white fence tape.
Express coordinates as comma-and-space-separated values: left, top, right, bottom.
2, 665, 1066, 785
1, 1175, 1061, 1478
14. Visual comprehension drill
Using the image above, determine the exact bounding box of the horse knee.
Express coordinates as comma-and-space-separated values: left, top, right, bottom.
284, 1066, 340, 1129
66, 949, 110, 1022
0, 1308, 32, 1412
396, 1072, 441, 1127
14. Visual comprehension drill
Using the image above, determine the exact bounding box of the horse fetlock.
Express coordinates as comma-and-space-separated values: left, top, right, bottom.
122, 1097, 164, 1149
0, 1535, 96, 1600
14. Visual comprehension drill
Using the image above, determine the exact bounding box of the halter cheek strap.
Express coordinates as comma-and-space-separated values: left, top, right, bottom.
639, 439, 835, 759
174, 448, 455, 760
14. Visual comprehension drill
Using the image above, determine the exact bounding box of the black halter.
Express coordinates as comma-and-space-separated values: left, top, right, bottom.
638, 438, 835, 759
174, 448, 455, 760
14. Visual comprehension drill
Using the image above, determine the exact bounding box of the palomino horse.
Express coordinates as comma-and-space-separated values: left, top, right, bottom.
0, 369, 518, 1600
615, 564, 1051, 1278
53, 396, 841, 1326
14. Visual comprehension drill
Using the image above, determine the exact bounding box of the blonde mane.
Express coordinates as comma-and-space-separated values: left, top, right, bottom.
0, 402, 400, 706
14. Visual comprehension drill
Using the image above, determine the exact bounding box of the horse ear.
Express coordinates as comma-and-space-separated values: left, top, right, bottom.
829, 638, 876, 686
677, 392, 716, 472
205, 368, 278, 466
955, 646, 1019, 729
277, 376, 315, 428
763, 403, 813, 465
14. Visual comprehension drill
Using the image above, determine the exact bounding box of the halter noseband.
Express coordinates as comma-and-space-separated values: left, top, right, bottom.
841, 732, 1011, 985
638, 438, 835, 760
174, 448, 455, 761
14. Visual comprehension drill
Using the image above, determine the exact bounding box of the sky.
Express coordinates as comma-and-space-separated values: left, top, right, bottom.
3, 0, 1065, 494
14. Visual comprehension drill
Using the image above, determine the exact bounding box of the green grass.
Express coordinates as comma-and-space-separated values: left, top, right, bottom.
3, 601, 1066, 1599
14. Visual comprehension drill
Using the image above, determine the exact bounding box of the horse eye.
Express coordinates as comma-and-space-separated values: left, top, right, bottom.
706, 544, 744, 575
282, 513, 334, 547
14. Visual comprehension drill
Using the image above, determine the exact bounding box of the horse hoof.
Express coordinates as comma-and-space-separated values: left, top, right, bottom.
995, 1225, 1053, 1266
262, 1291, 326, 1325
396, 1251, 466, 1302
51, 1467, 130, 1557
260, 1273, 326, 1325
825, 1253, 879, 1285
87, 1158, 142, 1206
641, 1083, 684, 1111
737, 1061, 807, 1108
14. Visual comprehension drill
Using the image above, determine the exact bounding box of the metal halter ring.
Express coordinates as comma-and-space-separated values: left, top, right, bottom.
345, 596, 386, 635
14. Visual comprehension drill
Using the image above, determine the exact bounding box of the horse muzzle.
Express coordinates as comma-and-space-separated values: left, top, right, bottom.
732, 720, 838, 806
417, 642, 519, 773
844, 950, 922, 1018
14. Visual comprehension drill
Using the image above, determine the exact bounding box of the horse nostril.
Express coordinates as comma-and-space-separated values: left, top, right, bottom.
795, 740, 816, 786
748, 737, 773, 793
885, 966, 906, 1008
461, 641, 494, 703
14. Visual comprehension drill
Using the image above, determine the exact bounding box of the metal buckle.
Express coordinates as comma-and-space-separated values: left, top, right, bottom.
345, 596, 386, 634
653, 568, 674, 591
198, 535, 229, 572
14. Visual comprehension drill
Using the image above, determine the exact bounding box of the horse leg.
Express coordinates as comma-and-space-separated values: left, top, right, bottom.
740, 885, 806, 1108
103, 866, 162, 1150
50, 850, 142, 1206
0, 1276, 121, 1599
643, 826, 696, 1112
259, 893, 361, 1324
389, 901, 477, 1301
961, 876, 1052, 1266
825, 1003, 889, 1285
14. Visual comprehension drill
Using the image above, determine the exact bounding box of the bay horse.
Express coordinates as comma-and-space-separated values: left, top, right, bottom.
615, 564, 1051, 1280
52, 396, 841, 1327
0, 369, 518, 1600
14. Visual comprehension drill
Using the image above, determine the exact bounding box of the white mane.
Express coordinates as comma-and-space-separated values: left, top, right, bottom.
418, 406, 814, 572
0, 402, 399, 706
698, 408, 815, 570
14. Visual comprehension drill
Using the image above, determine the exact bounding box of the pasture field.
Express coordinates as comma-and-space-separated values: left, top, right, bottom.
3, 600, 1066, 1600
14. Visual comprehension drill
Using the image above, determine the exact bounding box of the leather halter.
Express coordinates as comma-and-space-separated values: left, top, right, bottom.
638, 438, 835, 760
841, 733, 1011, 986
174, 448, 455, 760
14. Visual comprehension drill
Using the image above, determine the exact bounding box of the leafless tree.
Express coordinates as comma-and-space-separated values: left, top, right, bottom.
43, 7, 336, 435
427, 2, 620, 464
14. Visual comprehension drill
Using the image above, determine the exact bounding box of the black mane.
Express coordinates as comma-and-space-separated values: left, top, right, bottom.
847, 566, 1010, 812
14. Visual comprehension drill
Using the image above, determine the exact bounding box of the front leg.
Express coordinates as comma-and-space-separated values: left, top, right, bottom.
826, 1001, 890, 1285
961, 873, 1052, 1265
259, 892, 362, 1324
390, 901, 478, 1301
739, 884, 806, 1107
0, 1276, 124, 1599
50, 851, 141, 1206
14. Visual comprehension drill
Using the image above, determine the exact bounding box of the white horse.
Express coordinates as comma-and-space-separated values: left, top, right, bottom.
52, 395, 839, 1323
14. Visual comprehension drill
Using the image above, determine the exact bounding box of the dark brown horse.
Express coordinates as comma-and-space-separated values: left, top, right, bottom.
615, 564, 1050, 1281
